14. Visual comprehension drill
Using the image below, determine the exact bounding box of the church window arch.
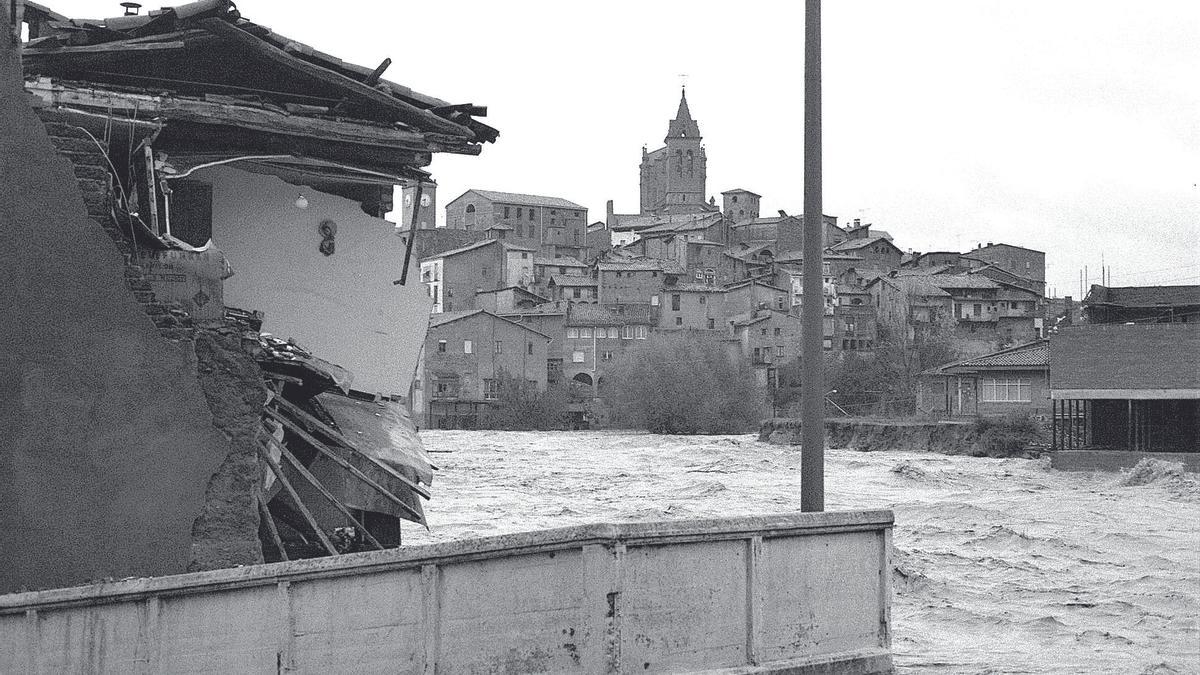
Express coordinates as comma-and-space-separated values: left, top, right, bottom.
675, 150, 683, 176
465, 203, 476, 229
687, 150, 694, 177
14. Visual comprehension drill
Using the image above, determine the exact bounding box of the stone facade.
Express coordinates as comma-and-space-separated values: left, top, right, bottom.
640, 91, 709, 216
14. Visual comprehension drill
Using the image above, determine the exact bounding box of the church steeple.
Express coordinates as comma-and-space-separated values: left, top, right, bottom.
665, 88, 701, 142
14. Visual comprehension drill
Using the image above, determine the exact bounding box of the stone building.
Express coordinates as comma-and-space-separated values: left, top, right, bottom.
639, 90, 715, 216
418, 310, 551, 428
443, 189, 589, 261
917, 339, 1050, 419
420, 239, 536, 313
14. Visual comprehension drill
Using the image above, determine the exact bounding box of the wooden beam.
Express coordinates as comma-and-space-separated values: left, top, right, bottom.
263, 406, 428, 521
276, 442, 385, 550
268, 397, 431, 498
255, 436, 339, 556
198, 18, 475, 140
256, 491, 289, 561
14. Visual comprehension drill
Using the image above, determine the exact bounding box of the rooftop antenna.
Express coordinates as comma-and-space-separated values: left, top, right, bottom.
679, 73, 688, 91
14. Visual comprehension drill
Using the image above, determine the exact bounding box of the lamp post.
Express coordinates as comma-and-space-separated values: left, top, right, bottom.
800, 0, 825, 512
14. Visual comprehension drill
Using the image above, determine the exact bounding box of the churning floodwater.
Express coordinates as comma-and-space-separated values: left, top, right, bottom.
406, 431, 1200, 674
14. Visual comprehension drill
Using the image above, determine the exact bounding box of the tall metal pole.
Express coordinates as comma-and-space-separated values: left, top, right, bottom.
800, 0, 825, 511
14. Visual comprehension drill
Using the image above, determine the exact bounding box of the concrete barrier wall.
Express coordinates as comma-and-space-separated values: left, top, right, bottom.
0, 511, 894, 674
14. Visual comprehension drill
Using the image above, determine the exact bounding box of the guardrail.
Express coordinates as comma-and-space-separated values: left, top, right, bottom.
1, 511, 894, 674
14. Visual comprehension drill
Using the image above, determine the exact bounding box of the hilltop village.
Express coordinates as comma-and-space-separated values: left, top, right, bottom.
409, 92, 1054, 428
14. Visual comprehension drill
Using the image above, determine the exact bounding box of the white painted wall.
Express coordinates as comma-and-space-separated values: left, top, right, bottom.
200, 166, 432, 395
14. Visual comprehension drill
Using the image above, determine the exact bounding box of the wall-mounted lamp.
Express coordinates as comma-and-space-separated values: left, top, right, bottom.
294, 193, 309, 209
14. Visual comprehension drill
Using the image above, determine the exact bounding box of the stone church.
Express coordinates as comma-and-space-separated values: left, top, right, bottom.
638, 90, 718, 216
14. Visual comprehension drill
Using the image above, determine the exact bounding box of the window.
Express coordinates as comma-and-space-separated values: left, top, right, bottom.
708, 318, 715, 329
504, 206, 510, 218
675, 317, 683, 326
573, 288, 581, 299
494, 340, 503, 354
775, 296, 786, 310
774, 327, 781, 336
602, 351, 614, 362
622, 325, 634, 339
671, 294, 681, 311
437, 340, 447, 353
651, 295, 660, 306
581, 327, 593, 338
572, 350, 586, 363
842, 339, 850, 350
574, 211, 581, 217
973, 303, 982, 317
516, 207, 523, 218
567, 328, 579, 338
753, 347, 761, 361
777, 346, 785, 358
761, 328, 768, 336
980, 377, 1032, 402
529, 209, 535, 221
551, 209, 557, 215
824, 339, 832, 350
527, 342, 534, 355
483, 379, 499, 400
521, 252, 529, 259
635, 326, 648, 339
608, 327, 619, 338
516, 223, 524, 237
463, 340, 473, 354
699, 296, 706, 305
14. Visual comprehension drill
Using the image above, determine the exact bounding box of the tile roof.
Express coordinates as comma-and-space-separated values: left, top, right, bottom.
420, 238, 534, 261
421, 239, 494, 261
672, 283, 727, 293
830, 236, 897, 252
720, 188, 762, 197
1086, 285, 1200, 308
428, 309, 483, 327
610, 214, 658, 231
465, 189, 585, 210
596, 257, 682, 273
535, 256, 587, 268
941, 340, 1049, 372
428, 308, 552, 339
549, 275, 597, 287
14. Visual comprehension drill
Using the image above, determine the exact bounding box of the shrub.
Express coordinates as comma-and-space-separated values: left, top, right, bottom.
601, 332, 765, 434
968, 412, 1047, 457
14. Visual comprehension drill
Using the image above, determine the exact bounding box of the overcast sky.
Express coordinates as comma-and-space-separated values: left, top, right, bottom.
51, 1, 1199, 297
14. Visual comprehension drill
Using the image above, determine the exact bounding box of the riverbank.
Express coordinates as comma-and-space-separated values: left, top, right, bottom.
759, 416, 1047, 458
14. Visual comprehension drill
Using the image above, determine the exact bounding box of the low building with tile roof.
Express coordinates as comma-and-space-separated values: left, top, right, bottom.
917, 339, 1051, 418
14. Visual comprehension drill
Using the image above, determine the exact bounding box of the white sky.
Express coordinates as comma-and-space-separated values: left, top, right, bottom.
48, 1, 1200, 297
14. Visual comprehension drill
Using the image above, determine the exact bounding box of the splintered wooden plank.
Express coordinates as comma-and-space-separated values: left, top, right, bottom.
198, 18, 476, 140
255, 437, 339, 556
268, 398, 431, 498
263, 406, 427, 522
276, 443, 385, 550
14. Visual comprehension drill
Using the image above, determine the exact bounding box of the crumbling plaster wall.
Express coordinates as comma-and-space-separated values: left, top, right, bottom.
0, 19, 257, 592
195, 165, 432, 396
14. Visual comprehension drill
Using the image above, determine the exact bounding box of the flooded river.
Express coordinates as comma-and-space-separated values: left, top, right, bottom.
406, 431, 1199, 674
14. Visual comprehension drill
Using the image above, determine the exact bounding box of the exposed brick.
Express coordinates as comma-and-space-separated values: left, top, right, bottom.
76, 178, 108, 196
46, 136, 99, 154
71, 164, 109, 182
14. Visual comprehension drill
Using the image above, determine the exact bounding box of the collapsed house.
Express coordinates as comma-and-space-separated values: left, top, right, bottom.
2, 0, 496, 591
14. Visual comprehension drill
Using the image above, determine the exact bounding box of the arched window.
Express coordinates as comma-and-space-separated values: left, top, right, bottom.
686, 150, 694, 178
675, 150, 683, 176
465, 203, 476, 229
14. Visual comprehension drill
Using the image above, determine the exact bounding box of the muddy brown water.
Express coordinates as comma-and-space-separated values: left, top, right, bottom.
407, 430, 1199, 674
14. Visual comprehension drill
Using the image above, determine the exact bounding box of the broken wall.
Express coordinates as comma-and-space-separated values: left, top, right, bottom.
0, 16, 244, 593
194, 165, 432, 396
